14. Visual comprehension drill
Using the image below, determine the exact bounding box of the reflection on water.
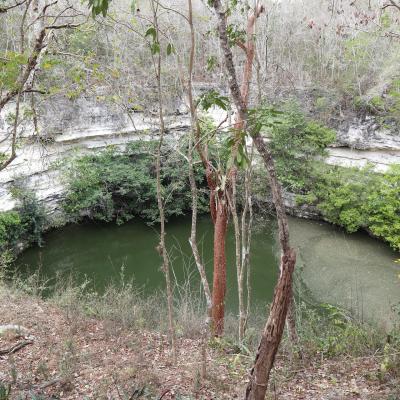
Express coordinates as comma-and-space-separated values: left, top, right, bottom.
290, 218, 400, 330
16, 215, 400, 328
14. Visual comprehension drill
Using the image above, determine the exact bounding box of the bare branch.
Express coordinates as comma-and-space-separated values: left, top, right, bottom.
45, 22, 85, 29
382, 0, 400, 12
0, 28, 46, 111
0, 0, 27, 14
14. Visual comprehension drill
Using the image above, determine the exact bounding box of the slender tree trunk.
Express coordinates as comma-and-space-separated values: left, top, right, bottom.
226, 2, 263, 342
229, 173, 245, 341
186, 0, 213, 328
151, 0, 176, 363
0, 1, 48, 113
245, 249, 296, 400
183, 0, 230, 335
245, 134, 297, 400
240, 147, 254, 338
188, 140, 212, 321
201, 157, 229, 336
210, 0, 298, 396
228, 161, 253, 343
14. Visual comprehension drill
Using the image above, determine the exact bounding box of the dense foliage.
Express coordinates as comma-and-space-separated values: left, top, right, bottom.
355, 78, 400, 127
304, 164, 400, 250
62, 141, 209, 224
0, 211, 22, 251
0, 187, 47, 252
256, 105, 400, 250
261, 104, 337, 192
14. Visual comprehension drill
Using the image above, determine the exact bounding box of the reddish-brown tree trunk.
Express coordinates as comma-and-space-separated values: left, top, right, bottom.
198, 148, 229, 336
211, 195, 228, 336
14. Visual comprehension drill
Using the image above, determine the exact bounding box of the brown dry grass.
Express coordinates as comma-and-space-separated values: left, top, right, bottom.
0, 284, 399, 400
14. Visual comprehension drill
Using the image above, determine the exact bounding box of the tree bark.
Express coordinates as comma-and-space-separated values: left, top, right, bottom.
211, 196, 228, 336
230, 2, 263, 343
245, 250, 296, 400
245, 121, 298, 400
184, 0, 229, 335
151, 0, 177, 363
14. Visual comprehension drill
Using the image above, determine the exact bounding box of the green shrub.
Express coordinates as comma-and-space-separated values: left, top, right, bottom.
293, 302, 383, 357
255, 102, 399, 249
354, 78, 400, 125
266, 103, 336, 192
298, 164, 400, 250
0, 186, 48, 253
251, 103, 399, 249
11, 186, 47, 246
0, 211, 22, 251
312, 165, 376, 232
63, 141, 208, 224
364, 165, 400, 248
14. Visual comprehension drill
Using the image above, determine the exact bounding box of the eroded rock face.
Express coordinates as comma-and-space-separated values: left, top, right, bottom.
39, 96, 130, 137
335, 116, 400, 151
324, 116, 400, 172
0, 96, 191, 216
0, 96, 398, 217
259, 191, 321, 220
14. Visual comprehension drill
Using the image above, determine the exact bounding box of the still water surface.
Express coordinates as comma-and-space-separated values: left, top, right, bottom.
16, 216, 400, 328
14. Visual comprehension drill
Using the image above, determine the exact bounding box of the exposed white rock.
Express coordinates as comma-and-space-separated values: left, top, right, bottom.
335, 116, 400, 150
326, 148, 400, 172
0, 97, 193, 214
0, 324, 29, 337
0, 97, 398, 215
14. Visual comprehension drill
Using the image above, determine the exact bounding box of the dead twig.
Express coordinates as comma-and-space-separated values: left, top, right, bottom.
158, 389, 171, 400
0, 340, 33, 356
39, 378, 60, 389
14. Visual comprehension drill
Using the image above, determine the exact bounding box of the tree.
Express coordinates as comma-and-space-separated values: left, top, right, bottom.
208, 0, 297, 397
186, 0, 213, 324
151, 0, 177, 363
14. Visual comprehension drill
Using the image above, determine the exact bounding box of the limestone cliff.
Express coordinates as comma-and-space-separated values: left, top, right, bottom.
0, 95, 398, 217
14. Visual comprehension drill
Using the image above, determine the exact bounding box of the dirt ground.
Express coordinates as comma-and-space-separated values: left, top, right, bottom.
0, 288, 399, 400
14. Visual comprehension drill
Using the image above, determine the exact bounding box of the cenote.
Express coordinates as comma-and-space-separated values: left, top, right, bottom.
16, 216, 400, 329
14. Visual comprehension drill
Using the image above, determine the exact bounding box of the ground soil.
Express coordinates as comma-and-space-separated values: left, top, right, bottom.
0, 287, 399, 399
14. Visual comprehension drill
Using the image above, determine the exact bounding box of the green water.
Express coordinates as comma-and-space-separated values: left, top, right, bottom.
291, 218, 400, 330
16, 216, 279, 309
16, 216, 400, 327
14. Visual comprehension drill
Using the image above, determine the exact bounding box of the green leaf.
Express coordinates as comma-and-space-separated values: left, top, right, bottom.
198, 89, 230, 111
150, 41, 160, 55
166, 43, 175, 56
145, 26, 157, 40
87, 0, 111, 17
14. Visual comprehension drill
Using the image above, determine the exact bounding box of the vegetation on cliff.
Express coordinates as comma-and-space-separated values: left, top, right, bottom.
62, 141, 209, 224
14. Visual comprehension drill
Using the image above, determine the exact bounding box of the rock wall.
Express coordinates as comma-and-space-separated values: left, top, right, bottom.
0, 95, 399, 217
327, 116, 400, 171
0, 96, 192, 216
